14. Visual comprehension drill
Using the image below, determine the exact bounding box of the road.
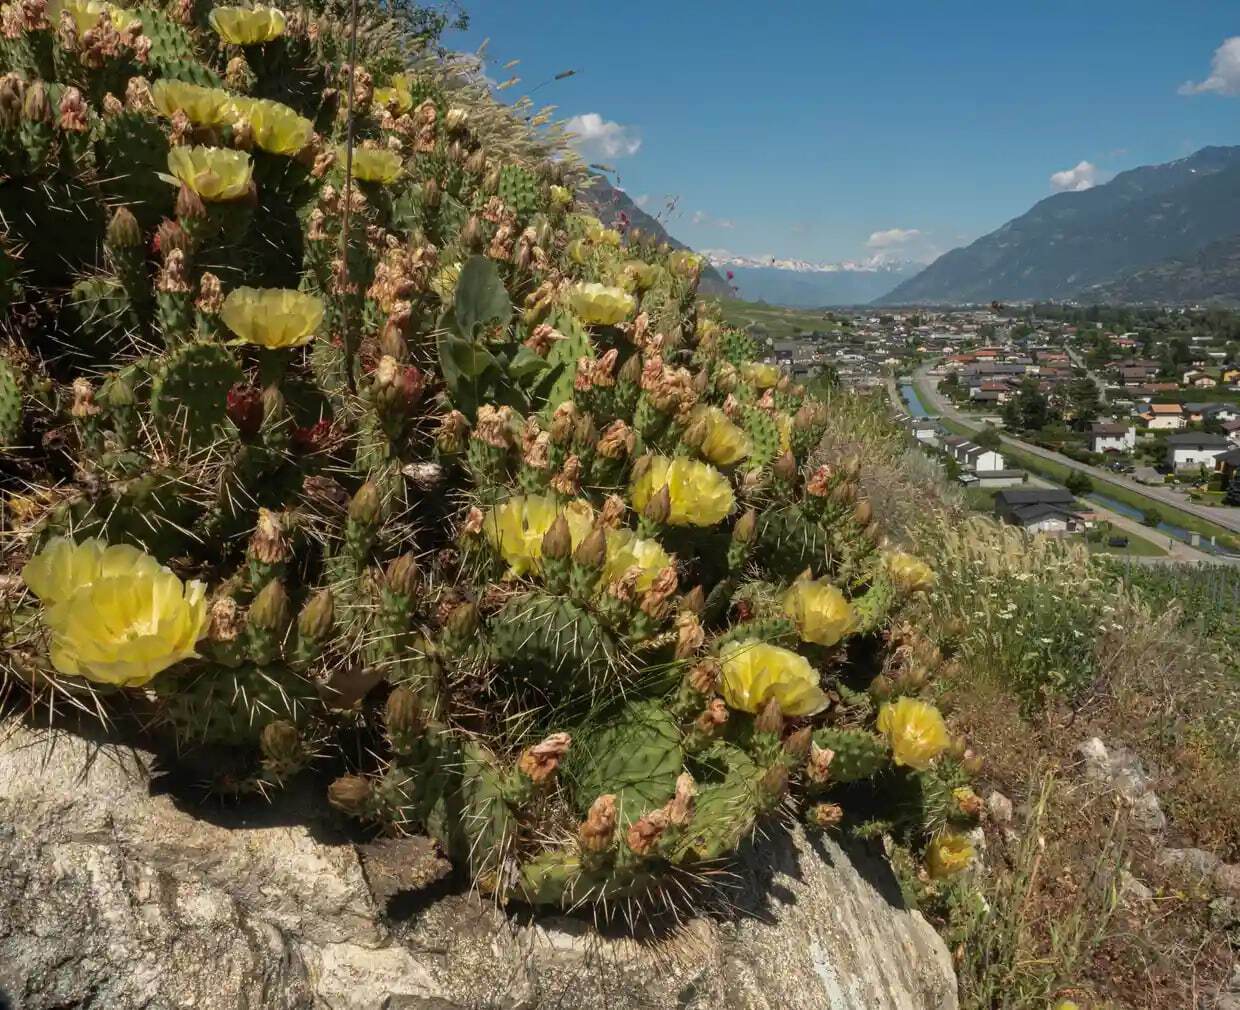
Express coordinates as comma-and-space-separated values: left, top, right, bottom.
1066, 346, 1107, 406
910, 364, 1240, 538
884, 376, 1215, 563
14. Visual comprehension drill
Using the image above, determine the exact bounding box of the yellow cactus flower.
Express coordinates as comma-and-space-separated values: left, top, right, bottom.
885, 550, 935, 594
926, 831, 975, 879
549, 184, 572, 207
782, 577, 859, 647
167, 145, 253, 202
151, 80, 236, 127
776, 412, 793, 454
743, 362, 782, 389
220, 286, 325, 349
430, 261, 462, 302
602, 528, 673, 592
668, 249, 702, 278
49, 0, 138, 36
482, 495, 593, 578
719, 639, 828, 717
342, 146, 403, 184
23, 537, 207, 687
614, 259, 661, 294
208, 4, 286, 44
630, 456, 734, 527
230, 97, 312, 156
373, 75, 414, 113
689, 405, 751, 467
567, 282, 636, 326
877, 697, 951, 770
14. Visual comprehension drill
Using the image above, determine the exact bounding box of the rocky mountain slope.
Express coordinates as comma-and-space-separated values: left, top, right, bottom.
879, 146, 1240, 305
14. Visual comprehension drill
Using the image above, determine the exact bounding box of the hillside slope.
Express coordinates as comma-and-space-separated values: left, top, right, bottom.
878, 146, 1240, 305
1074, 234, 1240, 305
717, 263, 919, 307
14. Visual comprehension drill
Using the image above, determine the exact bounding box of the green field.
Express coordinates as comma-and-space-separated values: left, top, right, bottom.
708, 297, 842, 341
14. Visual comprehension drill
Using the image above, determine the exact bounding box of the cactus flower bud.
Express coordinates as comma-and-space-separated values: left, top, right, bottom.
22, 80, 51, 124
732, 507, 757, 544
385, 552, 420, 597
384, 686, 422, 736
249, 579, 291, 632
421, 176, 441, 209
541, 513, 572, 561
617, 352, 642, 386
573, 526, 607, 569
464, 149, 486, 175
808, 802, 844, 829
784, 726, 813, 761
681, 414, 708, 450
680, 584, 705, 615
642, 483, 671, 525
517, 732, 572, 785
578, 794, 618, 853
806, 742, 835, 784
105, 207, 142, 249
460, 214, 484, 251
297, 588, 335, 643
348, 481, 381, 525
772, 450, 797, 482
754, 696, 783, 736
853, 499, 873, 526
445, 600, 479, 637
223, 383, 262, 437
175, 183, 206, 222
759, 763, 789, 801
688, 659, 720, 695
444, 106, 469, 132
260, 719, 303, 765
962, 749, 984, 776
328, 774, 373, 815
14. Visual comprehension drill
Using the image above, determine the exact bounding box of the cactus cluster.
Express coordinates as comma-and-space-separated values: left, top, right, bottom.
0, 0, 977, 915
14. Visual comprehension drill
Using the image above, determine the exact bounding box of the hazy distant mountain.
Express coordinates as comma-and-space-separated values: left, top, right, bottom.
878, 146, 1240, 305
578, 175, 730, 296
706, 252, 921, 307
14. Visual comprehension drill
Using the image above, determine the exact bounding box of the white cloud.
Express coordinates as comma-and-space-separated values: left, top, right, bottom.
866, 228, 922, 250
691, 210, 734, 229
564, 113, 642, 160
1180, 37, 1240, 96
1049, 160, 1098, 192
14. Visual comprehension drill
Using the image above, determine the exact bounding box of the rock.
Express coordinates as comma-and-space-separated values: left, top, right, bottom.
985, 790, 1013, 825
1213, 863, 1240, 899
0, 723, 959, 1010
1117, 870, 1153, 906
1129, 791, 1166, 834
1076, 737, 1110, 779
1158, 847, 1223, 882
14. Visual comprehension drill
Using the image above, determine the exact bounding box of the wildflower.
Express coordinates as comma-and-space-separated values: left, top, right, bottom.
482, 495, 593, 577
208, 3, 285, 44
742, 362, 781, 389
22, 537, 207, 687
342, 145, 403, 184
151, 79, 235, 127
630, 456, 734, 527
719, 639, 829, 717
877, 697, 950, 770
926, 831, 975, 879
167, 145, 252, 202
567, 281, 635, 326
230, 96, 312, 155
614, 259, 660, 294
885, 550, 935, 594
688, 404, 751, 467
220, 286, 324, 348
602, 528, 673, 593
782, 577, 859, 647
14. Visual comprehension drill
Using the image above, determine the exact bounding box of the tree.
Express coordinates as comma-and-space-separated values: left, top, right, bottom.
1063, 378, 1100, 430
1226, 470, 1240, 507
1141, 506, 1162, 527
1010, 377, 1051, 432
975, 425, 1002, 450
1065, 471, 1094, 496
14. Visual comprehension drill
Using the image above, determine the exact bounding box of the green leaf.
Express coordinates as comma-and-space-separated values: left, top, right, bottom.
454, 255, 512, 338
508, 346, 550, 382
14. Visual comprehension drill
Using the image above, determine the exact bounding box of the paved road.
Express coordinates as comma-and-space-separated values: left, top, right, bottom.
911, 364, 1240, 538
884, 376, 1214, 563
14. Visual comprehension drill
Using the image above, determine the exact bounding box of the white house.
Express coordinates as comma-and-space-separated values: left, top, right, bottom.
1141, 403, 1186, 430
994, 488, 1085, 536
1164, 433, 1231, 470
1224, 418, 1240, 446
1089, 423, 1136, 454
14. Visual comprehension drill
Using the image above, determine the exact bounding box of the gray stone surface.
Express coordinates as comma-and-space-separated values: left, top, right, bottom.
0, 722, 958, 1010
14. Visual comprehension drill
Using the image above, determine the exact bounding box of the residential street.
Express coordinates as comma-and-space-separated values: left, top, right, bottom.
911, 364, 1240, 537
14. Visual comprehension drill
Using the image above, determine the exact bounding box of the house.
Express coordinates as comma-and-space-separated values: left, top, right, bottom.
1217, 447, 1240, 481
1202, 404, 1240, 425
1089, 423, 1136, 454
908, 419, 943, 447
1224, 418, 1240, 446
1164, 433, 1231, 470
1140, 403, 1186, 431
994, 488, 1085, 535
1223, 368, 1240, 385
960, 444, 1006, 472
1182, 370, 1217, 388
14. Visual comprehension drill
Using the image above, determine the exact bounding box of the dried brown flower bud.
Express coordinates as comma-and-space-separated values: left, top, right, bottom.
578, 794, 618, 853
517, 732, 572, 785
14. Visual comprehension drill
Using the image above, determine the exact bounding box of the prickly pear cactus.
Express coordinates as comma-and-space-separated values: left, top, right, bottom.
0, 0, 973, 919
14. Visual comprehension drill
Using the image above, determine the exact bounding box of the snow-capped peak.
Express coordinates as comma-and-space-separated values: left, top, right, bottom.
702, 249, 919, 274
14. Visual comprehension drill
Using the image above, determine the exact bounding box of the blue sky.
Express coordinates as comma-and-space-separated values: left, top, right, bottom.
449, 2, 1240, 266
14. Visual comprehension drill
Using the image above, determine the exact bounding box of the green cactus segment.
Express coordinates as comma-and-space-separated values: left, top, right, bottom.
719, 328, 758, 367
497, 163, 542, 223
156, 664, 319, 748
434, 740, 521, 883
490, 591, 618, 697
568, 700, 683, 823
811, 727, 890, 782
756, 504, 830, 579
674, 743, 765, 861
151, 342, 243, 442
743, 407, 781, 468
0, 357, 21, 446
852, 575, 895, 634
98, 112, 179, 224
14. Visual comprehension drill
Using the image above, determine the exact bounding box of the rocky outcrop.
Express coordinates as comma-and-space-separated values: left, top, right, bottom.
0, 722, 958, 1010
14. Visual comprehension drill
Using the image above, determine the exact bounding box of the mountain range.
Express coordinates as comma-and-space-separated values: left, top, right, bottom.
703, 252, 921, 307
879, 145, 1240, 306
